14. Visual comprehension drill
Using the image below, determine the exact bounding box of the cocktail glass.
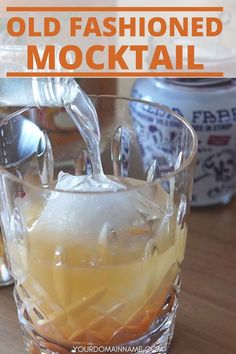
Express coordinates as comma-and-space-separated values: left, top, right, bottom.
0, 96, 197, 354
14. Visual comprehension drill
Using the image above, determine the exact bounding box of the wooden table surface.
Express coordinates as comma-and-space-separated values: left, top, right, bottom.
0, 199, 236, 354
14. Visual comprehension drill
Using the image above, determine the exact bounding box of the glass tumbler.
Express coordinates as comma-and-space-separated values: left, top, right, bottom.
0, 96, 197, 354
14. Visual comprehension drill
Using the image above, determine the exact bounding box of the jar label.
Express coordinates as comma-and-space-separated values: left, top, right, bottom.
131, 82, 236, 206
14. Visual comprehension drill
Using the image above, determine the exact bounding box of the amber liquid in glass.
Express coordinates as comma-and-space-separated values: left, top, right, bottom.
13, 178, 186, 353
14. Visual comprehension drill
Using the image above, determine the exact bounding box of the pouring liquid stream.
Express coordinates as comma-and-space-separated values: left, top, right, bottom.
65, 89, 104, 176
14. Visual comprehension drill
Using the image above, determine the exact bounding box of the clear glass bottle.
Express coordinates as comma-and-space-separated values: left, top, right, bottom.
0, 78, 97, 163
0, 78, 79, 107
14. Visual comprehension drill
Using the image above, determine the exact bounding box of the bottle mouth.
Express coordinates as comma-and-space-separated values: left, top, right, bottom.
32, 78, 79, 107
161, 78, 233, 88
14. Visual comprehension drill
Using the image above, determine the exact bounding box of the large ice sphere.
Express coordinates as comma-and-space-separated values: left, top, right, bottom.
56, 172, 125, 192
15, 172, 174, 258
31, 172, 145, 238
14, 172, 175, 268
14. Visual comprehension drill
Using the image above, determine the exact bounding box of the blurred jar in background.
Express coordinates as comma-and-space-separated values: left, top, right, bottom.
131, 78, 236, 207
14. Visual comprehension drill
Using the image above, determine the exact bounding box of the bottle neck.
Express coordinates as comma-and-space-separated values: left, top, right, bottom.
0, 78, 79, 107
32, 78, 79, 107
